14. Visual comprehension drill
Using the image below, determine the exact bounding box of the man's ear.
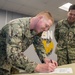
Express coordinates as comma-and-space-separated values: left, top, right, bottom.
38, 15, 43, 20
33, 15, 44, 24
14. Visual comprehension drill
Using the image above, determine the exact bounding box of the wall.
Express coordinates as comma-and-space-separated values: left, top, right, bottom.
0, 9, 30, 29
0, 9, 57, 64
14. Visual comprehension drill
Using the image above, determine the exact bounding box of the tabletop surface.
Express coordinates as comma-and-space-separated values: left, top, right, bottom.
12, 63, 75, 75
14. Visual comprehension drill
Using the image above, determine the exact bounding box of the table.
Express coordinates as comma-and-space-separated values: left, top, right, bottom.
12, 63, 75, 75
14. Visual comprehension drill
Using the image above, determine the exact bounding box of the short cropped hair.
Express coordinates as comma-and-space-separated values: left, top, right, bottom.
69, 4, 75, 11
36, 11, 54, 23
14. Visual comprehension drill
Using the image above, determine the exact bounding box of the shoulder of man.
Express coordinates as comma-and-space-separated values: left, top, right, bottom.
56, 19, 66, 28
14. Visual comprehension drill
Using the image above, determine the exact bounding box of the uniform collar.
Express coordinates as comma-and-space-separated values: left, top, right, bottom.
24, 17, 37, 38
63, 19, 75, 27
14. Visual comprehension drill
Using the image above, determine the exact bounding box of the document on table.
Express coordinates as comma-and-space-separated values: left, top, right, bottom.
39, 68, 73, 74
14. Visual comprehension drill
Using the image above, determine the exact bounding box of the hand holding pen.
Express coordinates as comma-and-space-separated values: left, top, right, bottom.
44, 58, 58, 67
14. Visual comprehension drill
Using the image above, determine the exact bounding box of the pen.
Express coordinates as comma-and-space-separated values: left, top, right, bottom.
50, 59, 53, 63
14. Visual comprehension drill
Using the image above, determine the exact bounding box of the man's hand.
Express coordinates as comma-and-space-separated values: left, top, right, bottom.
34, 63, 56, 73
44, 58, 58, 67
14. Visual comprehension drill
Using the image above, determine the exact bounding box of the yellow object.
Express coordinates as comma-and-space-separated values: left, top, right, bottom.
42, 39, 54, 55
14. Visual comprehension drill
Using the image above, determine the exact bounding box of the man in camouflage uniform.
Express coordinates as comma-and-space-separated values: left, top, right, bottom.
54, 4, 75, 66
0, 11, 58, 75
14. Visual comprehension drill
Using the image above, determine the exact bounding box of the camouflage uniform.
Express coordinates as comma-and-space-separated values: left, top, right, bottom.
55, 19, 75, 66
0, 17, 47, 75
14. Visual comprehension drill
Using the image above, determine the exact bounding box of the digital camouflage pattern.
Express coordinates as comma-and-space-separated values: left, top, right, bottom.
0, 17, 47, 75
55, 19, 75, 66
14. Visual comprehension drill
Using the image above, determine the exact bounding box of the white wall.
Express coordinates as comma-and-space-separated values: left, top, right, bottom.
0, 9, 26, 29
49, 24, 57, 61
0, 9, 57, 64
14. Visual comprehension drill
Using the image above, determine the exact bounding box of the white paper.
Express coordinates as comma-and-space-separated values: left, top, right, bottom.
39, 68, 73, 74
50, 68, 73, 74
